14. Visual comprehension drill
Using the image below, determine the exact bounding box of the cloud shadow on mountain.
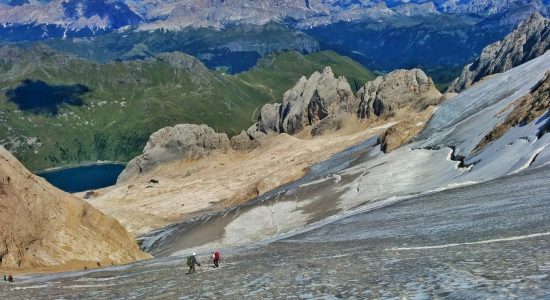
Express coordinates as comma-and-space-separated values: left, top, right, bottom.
6, 79, 91, 115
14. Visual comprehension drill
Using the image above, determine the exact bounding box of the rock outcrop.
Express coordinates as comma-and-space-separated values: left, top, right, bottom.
356, 69, 442, 119
125, 67, 441, 174
118, 124, 230, 182
277, 66, 355, 135
238, 67, 442, 145
448, 13, 550, 92
0, 147, 150, 271
240, 66, 355, 139
258, 103, 282, 134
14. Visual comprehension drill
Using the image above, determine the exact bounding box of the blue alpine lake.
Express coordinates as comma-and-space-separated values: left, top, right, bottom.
36, 163, 126, 193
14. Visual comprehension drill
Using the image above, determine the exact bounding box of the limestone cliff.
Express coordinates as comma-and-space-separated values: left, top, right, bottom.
0, 147, 150, 271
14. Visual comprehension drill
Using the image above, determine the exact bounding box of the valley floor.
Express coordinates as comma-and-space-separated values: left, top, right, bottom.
3, 165, 549, 299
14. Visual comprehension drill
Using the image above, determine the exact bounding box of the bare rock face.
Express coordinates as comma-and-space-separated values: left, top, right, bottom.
230, 130, 260, 151
0, 147, 150, 271
239, 66, 441, 143
356, 69, 442, 119
249, 66, 355, 138
257, 103, 281, 134
118, 124, 230, 182
448, 13, 550, 92
279, 67, 355, 134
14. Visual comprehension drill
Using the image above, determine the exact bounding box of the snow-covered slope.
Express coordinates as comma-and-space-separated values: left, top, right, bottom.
139, 51, 550, 257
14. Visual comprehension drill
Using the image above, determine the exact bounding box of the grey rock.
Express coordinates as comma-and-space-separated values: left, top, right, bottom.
356, 69, 442, 119
310, 112, 347, 136
246, 123, 267, 141
448, 12, 550, 92
118, 124, 229, 182
247, 66, 440, 139
230, 130, 260, 151
279, 67, 354, 135
257, 103, 281, 134
394, 2, 439, 17
248, 66, 355, 137
440, 0, 544, 16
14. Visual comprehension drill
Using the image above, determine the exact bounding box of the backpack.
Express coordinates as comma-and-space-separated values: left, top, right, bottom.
214, 251, 221, 260
187, 256, 193, 267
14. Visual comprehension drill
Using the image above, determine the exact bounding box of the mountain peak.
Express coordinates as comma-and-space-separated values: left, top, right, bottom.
448, 12, 550, 92
521, 11, 546, 26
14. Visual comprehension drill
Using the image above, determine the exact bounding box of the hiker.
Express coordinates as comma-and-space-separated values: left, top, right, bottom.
3, 274, 6, 282
187, 252, 201, 274
211, 250, 221, 268
7, 274, 13, 283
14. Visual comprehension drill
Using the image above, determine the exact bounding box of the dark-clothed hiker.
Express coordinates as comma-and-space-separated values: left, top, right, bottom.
7, 274, 13, 283
3, 274, 6, 282
211, 250, 221, 268
187, 253, 200, 274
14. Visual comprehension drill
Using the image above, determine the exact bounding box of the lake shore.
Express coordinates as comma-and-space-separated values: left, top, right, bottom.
35, 161, 127, 174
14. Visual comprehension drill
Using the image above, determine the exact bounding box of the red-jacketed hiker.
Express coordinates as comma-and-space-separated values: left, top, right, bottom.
211, 250, 221, 268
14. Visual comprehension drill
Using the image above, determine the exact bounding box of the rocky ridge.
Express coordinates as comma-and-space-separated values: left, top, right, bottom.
440, 0, 545, 16
233, 66, 442, 150
1, 0, 546, 35
448, 12, 550, 92
0, 146, 150, 271
0, 0, 142, 31
119, 66, 442, 185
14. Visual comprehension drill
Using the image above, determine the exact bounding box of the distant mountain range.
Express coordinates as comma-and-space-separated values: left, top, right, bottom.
0, 1, 545, 95
0, 0, 547, 40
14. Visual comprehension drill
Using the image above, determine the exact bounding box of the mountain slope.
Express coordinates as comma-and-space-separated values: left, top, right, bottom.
0, 146, 150, 272
101, 65, 441, 234
448, 12, 550, 92
0, 46, 269, 170
0, 46, 375, 171
44, 22, 320, 73
237, 51, 378, 100
1, 0, 546, 42
305, 14, 514, 77
135, 51, 550, 259
0, 0, 142, 28
5, 163, 549, 297
125, 0, 547, 30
